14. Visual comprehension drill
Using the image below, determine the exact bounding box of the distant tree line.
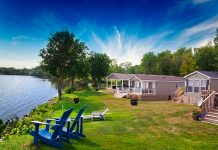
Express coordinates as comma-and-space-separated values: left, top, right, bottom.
0, 66, 50, 78
109, 28, 218, 76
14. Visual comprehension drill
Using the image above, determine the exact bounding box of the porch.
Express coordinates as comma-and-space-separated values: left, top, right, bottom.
105, 79, 156, 95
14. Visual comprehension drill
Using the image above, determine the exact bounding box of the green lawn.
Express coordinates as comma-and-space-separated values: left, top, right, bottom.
1, 90, 218, 150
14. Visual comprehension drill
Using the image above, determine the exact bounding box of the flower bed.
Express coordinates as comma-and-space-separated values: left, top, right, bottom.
192, 108, 203, 121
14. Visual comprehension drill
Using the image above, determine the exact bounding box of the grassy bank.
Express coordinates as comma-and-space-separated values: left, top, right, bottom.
0, 90, 218, 149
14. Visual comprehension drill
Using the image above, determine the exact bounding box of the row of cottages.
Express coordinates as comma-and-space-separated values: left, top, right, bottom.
106, 73, 184, 100
106, 71, 218, 124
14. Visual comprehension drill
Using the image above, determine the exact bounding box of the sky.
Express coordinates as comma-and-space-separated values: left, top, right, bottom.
0, 0, 218, 68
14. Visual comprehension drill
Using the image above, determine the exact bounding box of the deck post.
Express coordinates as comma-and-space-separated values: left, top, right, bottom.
111, 80, 113, 88
140, 81, 143, 94
128, 80, 130, 91
106, 79, 108, 88
121, 80, 123, 91
116, 80, 118, 89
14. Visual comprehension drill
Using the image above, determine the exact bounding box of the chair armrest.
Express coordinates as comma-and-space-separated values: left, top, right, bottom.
70, 118, 75, 121
31, 121, 61, 127
82, 115, 93, 118
31, 121, 49, 125
46, 118, 56, 121
53, 117, 61, 120
53, 117, 71, 122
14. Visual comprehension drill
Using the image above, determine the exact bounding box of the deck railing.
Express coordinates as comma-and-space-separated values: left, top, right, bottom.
201, 90, 212, 99
113, 87, 156, 95
201, 91, 216, 117
174, 87, 184, 97
130, 88, 156, 95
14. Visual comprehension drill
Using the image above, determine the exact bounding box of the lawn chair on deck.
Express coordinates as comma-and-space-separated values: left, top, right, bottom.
30, 107, 73, 148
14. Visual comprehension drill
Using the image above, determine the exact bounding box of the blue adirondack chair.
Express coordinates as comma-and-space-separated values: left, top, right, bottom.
30, 107, 73, 148
53, 106, 87, 142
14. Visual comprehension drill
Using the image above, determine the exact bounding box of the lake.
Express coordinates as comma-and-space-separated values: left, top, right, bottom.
0, 75, 57, 121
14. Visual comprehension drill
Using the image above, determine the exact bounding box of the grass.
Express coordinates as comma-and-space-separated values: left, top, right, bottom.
0, 90, 218, 150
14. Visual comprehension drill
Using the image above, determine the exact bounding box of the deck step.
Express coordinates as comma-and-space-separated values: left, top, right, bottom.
202, 106, 218, 125
203, 118, 218, 125
202, 120, 218, 125
211, 109, 218, 112
208, 112, 218, 115
205, 115, 218, 120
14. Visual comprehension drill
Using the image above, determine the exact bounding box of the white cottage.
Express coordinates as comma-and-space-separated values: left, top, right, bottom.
183, 71, 218, 124
184, 70, 218, 93
106, 73, 184, 100
181, 71, 218, 104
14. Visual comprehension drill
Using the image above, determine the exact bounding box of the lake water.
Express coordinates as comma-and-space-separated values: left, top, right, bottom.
0, 75, 57, 121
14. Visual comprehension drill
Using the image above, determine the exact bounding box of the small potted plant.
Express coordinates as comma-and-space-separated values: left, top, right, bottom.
130, 95, 138, 106
73, 97, 80, 104
192, 108, 203, 121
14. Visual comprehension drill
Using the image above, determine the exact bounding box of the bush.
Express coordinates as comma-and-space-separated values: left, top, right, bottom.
64, 87, 75, 94
192, 108, 203, 121
0, 100, 55, 140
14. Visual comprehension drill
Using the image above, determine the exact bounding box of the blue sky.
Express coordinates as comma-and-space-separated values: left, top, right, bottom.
0, 0, 218, 68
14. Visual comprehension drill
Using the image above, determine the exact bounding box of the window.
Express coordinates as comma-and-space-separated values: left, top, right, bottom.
148, 82, 152, 88
194, 80, 200, 93
201, 80, 207, 90
187, 80, 193, 92
152, 82, 156, 88
187, 79, 209, 93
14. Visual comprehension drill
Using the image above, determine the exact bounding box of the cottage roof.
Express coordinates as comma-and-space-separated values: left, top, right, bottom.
184, 70, 218, 79
106, 73, 133, 80
198, 71, 218, 79
131, 74, 183, 81
106, 73, 183, 81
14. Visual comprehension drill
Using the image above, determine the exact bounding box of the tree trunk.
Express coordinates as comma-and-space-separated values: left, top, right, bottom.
70, 77, 75, 89
57, 75, 63, 100
57, 78, 61, 100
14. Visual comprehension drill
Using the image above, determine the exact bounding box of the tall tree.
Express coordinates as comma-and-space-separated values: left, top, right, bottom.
67, 40, 89, 89
39, 30, 85, 99
180, 49, 197, 76
120, 62, 132, 73
214, 28, 218, 48
89, 52, 111, 88
156, 50, 172, 75
109, 59, 125, 73
126, 65, 143, 74
141, 52, 157, 74
171, 48, 186, 76
194, 44, 218, 71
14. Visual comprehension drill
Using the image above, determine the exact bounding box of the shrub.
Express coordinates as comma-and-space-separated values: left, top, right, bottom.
0, 100, 55, 140
192, 108, 203, 121
64, 87, 75, 94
